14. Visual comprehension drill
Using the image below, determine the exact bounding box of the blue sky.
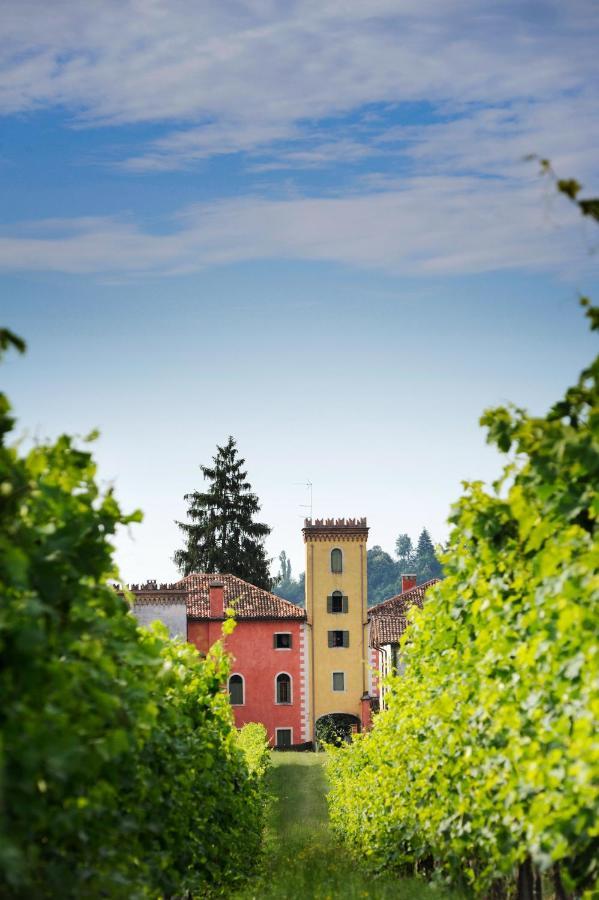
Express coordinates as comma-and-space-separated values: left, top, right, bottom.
2, 0, 598, 580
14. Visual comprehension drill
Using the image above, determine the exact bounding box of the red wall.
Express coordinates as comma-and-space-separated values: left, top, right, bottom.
187, 618, 304, 747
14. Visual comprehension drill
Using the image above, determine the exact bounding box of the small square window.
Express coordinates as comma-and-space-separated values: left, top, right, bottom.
276, 728, 292, 748
332, 672, 345, 692
274, 633, 292, 649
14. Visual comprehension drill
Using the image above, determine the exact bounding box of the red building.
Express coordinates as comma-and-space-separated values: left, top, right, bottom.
127, 573, 308, 749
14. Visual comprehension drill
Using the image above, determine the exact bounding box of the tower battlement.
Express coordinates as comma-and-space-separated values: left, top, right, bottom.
303, 517, 368, 541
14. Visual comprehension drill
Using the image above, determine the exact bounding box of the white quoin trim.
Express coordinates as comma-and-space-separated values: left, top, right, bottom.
300, 623, 310, 742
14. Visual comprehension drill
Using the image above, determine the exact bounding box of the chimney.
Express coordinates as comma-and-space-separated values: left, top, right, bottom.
209, 580, 225, 618
401, 574, 417, 593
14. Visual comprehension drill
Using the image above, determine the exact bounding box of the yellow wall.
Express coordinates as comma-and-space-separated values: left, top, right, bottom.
304, 523, 369, 729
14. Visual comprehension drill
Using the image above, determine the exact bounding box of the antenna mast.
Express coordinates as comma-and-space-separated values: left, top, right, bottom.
295, 480, 313, 519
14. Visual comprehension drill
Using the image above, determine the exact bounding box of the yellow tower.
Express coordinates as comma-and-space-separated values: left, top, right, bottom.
303, 517, 369, 739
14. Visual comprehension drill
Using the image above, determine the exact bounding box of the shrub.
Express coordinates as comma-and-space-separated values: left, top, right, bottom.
236, 723, 271, 780
0, 334, 263, 898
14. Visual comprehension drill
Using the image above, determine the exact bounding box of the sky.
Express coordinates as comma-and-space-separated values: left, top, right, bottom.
2, 0, 598, 582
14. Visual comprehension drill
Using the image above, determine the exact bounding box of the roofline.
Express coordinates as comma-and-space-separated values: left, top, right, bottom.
177, 572, 306, 612
188, 614, 306, 622
368, 577, 441, 616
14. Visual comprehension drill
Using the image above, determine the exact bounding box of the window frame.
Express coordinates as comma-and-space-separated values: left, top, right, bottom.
273, 631, 292, 650
275, 727, 293, 748
228, 672, 245, 706
328, 591, 348, 614
327, 630, 349, 648
332, 671, 346, 692
330, 547, 343, 573
275, 671, 293, 705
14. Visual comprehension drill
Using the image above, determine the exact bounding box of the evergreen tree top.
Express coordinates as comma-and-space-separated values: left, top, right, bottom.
174, 436, 272, 590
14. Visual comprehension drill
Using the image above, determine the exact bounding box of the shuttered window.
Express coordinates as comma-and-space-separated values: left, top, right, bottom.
276, 728, 292, 748
328, 630, 349, 648
327, 592, 348, 613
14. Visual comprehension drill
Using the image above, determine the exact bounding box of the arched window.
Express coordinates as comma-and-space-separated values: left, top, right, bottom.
331, 590, 344, 613
275, 673, 292, 704
331, 548, 343, 573
228, 673, 244, 706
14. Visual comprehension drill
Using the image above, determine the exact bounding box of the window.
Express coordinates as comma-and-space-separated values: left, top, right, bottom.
228, 674, 244, 706
331, 548, 343, 573
276, 728, 292, 748
274, 632, 292, 649
332, 671, 345, 692
327, 591, 348, 614
276, 673, 292, 704
328, 630, 349, 648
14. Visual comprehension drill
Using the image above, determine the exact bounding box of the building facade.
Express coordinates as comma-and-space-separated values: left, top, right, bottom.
124, 573, 308, 748
124, 517, 434, 745
303, 517, 374, 736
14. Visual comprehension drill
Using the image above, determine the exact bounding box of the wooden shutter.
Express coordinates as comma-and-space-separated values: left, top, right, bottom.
273, 634, 278, 648
342, 595, 348, 614
343, 631, 350, 648
327, 595, 332, 613
328, 631, 334, 647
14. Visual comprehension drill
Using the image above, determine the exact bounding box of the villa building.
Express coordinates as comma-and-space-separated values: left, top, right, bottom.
123, 517, 437, 746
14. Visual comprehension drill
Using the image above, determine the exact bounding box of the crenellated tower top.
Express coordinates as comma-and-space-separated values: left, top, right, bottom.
302, 517, 369, 542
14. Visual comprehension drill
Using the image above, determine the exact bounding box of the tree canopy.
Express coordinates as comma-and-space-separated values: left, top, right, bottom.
174, 436, 272, 590
272, 550, 305, 605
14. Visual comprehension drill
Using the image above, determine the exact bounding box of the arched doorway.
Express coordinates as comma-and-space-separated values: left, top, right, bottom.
314, 713, 360, 747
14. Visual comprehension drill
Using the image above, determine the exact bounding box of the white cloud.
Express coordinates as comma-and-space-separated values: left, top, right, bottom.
0, 175, 594, 278
1, 0, 597, 169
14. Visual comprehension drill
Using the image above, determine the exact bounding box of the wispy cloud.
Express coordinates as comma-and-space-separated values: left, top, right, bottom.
1, 1, 596, 281
2, 1, 597, 170
0, 175, 593, 278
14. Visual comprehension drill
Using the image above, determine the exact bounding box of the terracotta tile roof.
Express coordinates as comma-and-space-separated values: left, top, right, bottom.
368, 578, 440, 647
370, 615, 408, 647
178, 573, 306, 620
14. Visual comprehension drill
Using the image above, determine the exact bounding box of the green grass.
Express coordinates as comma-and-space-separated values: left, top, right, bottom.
231, 753, 463, 900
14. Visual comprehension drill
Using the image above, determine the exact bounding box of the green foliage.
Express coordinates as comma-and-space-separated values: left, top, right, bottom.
395, 533, 415, 570
368, 545, 400, 604
414, 528, 443, 583
237, 722, 271, 779
174, 435, 273, 589
273, 551, 305, 605
0, 351, 264, 898
368, 530, 443, 605
327, 303, 599, 896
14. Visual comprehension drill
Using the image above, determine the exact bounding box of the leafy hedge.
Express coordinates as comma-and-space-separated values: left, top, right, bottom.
0, 334, 263, 898
327, 303, 598, 898
236, 723, 271, 780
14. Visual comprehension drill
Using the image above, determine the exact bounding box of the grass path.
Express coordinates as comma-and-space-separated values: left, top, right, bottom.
233, 753, 461, 900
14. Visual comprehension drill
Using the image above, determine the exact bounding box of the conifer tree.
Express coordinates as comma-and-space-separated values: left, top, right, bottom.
174, 436, 272, 589
414, 527, 443, 583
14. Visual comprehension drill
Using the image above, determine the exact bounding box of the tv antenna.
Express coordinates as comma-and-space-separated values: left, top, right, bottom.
294, 481, 313, 519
